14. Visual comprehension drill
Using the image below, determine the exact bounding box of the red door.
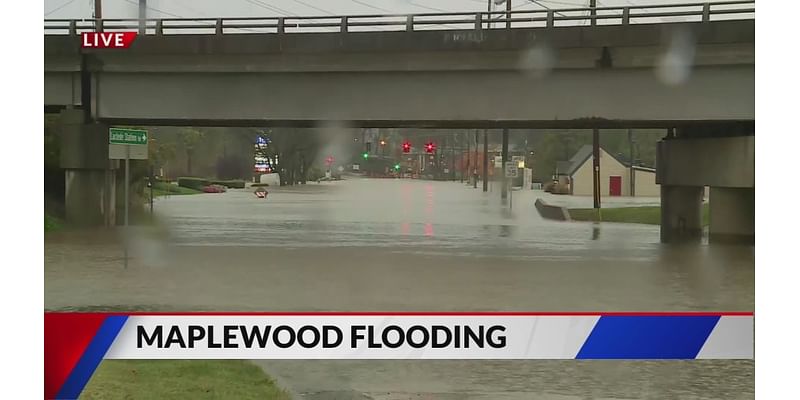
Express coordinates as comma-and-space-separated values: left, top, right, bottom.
609, 176, 622, 196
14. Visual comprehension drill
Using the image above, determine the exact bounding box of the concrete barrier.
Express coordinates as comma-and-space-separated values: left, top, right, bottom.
534, 199, 571, 221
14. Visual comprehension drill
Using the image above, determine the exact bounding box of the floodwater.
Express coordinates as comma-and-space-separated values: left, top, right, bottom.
44, 177, 754, 399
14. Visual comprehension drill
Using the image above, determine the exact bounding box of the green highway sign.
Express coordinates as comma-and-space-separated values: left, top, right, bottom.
109, 128, 148, 145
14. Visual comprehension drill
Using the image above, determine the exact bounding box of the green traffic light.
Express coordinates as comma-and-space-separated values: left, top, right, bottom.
394, 164, 400, 170
362, 153, 369, 159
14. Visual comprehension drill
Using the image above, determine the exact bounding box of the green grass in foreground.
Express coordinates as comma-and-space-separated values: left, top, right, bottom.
45, 214, 62, 232
152, 182, 203, 197
568, 203, 710, 226
81, 360, 291, 400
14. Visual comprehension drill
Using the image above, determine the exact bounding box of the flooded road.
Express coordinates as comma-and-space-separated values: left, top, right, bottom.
45, 178, 754, 399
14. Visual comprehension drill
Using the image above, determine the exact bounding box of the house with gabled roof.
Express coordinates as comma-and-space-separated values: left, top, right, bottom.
555, 145, 659, 197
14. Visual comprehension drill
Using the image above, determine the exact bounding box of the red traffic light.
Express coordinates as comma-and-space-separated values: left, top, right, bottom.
425, 142, 436, 153
402, 142, 411, 153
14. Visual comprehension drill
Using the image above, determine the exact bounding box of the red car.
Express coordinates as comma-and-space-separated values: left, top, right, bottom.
203, 184, 227, 193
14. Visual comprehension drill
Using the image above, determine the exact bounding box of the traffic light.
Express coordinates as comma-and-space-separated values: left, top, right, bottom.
362, 152, 369, 159
394, 163, 401, 170
402, 142, 411, 153
425, 142, 436, 153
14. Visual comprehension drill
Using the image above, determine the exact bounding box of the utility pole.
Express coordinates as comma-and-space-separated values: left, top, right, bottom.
451, 134, 456, 181
628, 128, 635, 197
590, 0, 597, 26
487, 0, 492, 29
501, 128, 509, 201
482, 129, 489, 192
506, 0, 512, 29
474, 130, 479, 188
139, 0, 147, 34
463, 132, 468, 184
592, 128, 601, 209
93, 0, 102, 31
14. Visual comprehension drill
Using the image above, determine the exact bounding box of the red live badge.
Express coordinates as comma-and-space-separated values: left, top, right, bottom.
81, 32, 138, 49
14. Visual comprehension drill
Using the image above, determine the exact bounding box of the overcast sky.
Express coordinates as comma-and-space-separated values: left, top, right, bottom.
44, 0, 728, 19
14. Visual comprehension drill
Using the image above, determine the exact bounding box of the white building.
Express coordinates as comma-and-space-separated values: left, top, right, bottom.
557, 145, 659, 197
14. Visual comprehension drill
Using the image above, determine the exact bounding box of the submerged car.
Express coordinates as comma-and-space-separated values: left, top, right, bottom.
203, 184, 227, 193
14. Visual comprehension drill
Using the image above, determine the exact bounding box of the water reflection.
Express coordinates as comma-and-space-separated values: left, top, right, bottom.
47, 180, 753, 400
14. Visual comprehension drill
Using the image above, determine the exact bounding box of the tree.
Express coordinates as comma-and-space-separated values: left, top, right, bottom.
178, 128, 204, 176
255, 128, 323, 186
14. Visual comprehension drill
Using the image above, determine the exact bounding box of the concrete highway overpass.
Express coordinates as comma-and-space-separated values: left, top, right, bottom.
44, 2, 755, 243
45, 2, 754, 128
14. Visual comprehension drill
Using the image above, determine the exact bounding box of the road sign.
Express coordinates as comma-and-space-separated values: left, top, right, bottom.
504, 162, 518, 178
109, 128, 149, 160
108, 127, 150, 269
109, 127, 148, 145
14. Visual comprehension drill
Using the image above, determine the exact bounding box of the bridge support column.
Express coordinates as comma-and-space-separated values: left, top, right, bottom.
709, 187, 754, 244
660, 185, 704, 243
656, 133, 754, 243
58, 109, 117, 227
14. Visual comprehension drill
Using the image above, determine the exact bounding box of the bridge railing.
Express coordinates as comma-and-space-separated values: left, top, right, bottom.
43, 1, 754, 36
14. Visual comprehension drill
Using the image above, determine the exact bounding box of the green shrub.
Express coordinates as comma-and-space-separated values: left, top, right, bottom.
177, 177, 209, 190
45, 214, 62, 232
210, 179, 246, 189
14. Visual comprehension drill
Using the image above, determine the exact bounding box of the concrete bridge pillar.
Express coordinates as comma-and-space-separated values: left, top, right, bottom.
58, 109, 117, 227
660, 185, 704, 243
657, 134, 754, 244
709, 187, 754, 244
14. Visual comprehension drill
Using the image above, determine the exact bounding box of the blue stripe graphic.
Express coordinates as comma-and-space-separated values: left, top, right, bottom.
56, 316, 128, 399
576, 315, 720, 359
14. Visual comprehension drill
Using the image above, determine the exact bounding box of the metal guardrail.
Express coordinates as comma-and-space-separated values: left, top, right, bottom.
44, 1, 754, 36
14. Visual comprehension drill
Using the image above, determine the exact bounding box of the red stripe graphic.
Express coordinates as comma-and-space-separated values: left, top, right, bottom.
44, 314, 108, 399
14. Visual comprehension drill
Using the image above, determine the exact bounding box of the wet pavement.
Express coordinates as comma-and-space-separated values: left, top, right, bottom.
45, 178, 754, 399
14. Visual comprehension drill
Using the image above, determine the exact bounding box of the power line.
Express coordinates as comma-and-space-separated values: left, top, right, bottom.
287, 0, 335, 15
45, 0, 78, 16
538, 0, 585, 6
246, 0, 297, 16
122, 0, 182, 18
530, 1, 568, 17
350, 0, 392, 13
409, 1, 449, 13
